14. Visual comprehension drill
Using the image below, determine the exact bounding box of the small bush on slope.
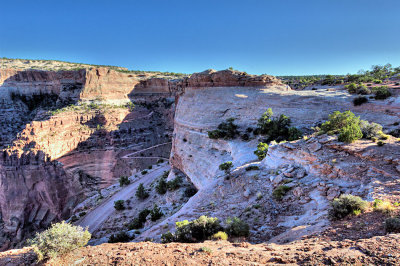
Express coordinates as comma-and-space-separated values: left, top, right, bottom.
114, 200, 125, 210
28, 221, 91, 261
108, 231, 132, 243
321, 110, 363, 143
136, 183, 149, 200
219, 161, 233, 176
161, 216, 223, 243
208, 118, 239, 140
256, 108, 302, 142
385, 217, 400, 233
329, 194, 368, 220
211, 231, 228, 241
254, 142, 269, 160
119, 176, 130, 187
225, 217, 250, 237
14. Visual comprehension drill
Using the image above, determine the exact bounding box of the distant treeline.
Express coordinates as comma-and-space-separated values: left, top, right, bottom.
277, 63, 400, 88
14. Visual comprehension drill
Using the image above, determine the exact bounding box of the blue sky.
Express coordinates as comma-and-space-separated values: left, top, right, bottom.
1, 0, 399, 75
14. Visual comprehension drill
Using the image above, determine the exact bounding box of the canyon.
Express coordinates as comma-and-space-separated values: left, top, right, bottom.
0, 58, 400, 264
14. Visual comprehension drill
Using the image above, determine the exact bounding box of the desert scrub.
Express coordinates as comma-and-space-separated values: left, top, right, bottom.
136, 183, 149, 200
114, 200, 125, 210
211, 231, 228, 241
150, 204, 163, 221
28, 221, 91, 261
167, 176, 182, 191
373, 199, 394, 214
254, 142, 269, 160
161, 216, 222, 243
128, 209, 151, 230
245, 165, 260, 171
256, 108, 302, 142
219, 161, 233, 176
119, 176, 130, 187
200, 247, 213, 254
108, 231, 132, 243
372, 86, 392, 100
207, 118, 239, 139
359, 120, 383, 139
385, 217, 400, 233
353, 96, 368, 106
329, 194, 368, 220
273, 185, 292, 201
156, 176, 168, 194
141, 170, 148, 175
225, 217, 250, 237
321, 110, 362, 143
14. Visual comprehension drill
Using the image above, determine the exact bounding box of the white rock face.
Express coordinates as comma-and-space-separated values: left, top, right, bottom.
171, 85, 399, 189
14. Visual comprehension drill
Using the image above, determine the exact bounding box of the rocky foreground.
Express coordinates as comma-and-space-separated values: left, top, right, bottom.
1, 233, 400, 265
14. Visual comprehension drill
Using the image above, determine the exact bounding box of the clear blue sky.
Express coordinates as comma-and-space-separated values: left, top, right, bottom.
1, 0, 399, 75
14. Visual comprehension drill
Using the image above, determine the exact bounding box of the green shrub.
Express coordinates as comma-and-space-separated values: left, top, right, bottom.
321, 111, 363, 143
163, 216, 223, 243
167, 176, 182, 191
345, 83, 358, 93
184, 187, 197, 197
377, 140, 385, 146
328, 194, 368, 220
254, 142, 269, 160
207, 118, 239, 140
353, 96, 368, 106
338, 123, 363, 143
128, 208, 151, 229
119, 176, 130, 187
161, 231, 175, 243
211, 231, 228, 241
256, 108, 300, 141
385, 217, 400, 233
150, 204, 163, 221
136, 183, 149, 200
288, 127, 303, 141
373, 86, 391, 100
141, 170, 148, 175
156, 176, 168, 195
245, 165, 260, 171
225, 217, 250, 237
108, 231, 132, 243
28, 221, 91, 261
200, 247, 213, 254
359, 120, 382, 139
272, 185, 292, 201
374, 79, 383, 84
114, 200, 125, 210
219, 161, 233, 176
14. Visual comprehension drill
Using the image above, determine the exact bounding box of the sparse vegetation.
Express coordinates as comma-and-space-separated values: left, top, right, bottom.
254, 142, 269, 160
211, 231, 228, 241
373, 199, 394, 214
385, 217, 400, 233
119, 176, 130, 187
136, 183, 149, 200
208, 118, 239, 140
161, 216, 223, 243
167, 176, 182, 191
272, 185, 292, 201
219, 161, 233, 177
245, 165, 260, 171
321, 110, 363, 143
353, 96, 368, 106
28, 221, 91, 261
108, 231, 132, 243
156, 176, 168, 195
373, 86, 392, 100
256, 108, 302, 142
128, 209, 151, 230
150, 204, 163, 221
225, 217, 250, 237
329, 194, 368, 220
114, 200, 125, 210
